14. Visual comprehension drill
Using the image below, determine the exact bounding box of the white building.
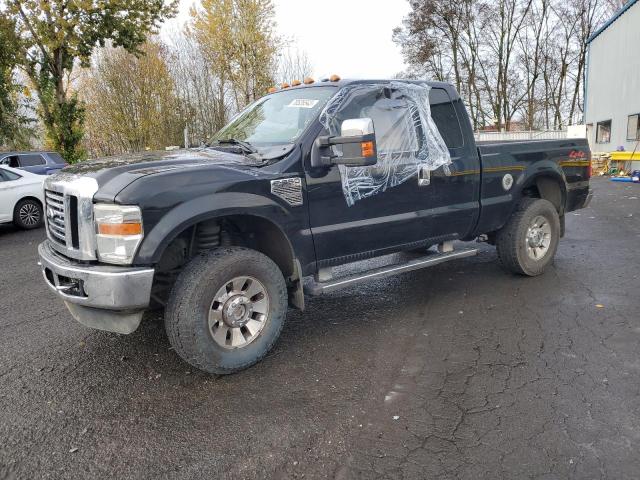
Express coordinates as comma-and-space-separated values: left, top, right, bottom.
585, 0, 640, 169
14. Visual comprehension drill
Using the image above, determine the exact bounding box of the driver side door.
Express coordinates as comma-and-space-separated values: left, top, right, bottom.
304, 85, 436, 266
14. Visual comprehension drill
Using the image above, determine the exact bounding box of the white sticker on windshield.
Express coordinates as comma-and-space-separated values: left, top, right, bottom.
287, 99, 319, 108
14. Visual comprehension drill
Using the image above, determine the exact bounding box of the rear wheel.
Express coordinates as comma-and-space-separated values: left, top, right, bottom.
165, 247, 287, 374
13, 198, 43, 229
496, 198, 560, 276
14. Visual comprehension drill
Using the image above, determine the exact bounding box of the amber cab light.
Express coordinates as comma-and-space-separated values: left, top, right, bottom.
303, 77, 315, 84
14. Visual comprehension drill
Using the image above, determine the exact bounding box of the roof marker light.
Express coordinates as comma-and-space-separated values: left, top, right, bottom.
281, 82, 290, 89
291, 79, 301, 86
329, 74, 341, 82
303, 77, 315, 84
268, 87, 277, 93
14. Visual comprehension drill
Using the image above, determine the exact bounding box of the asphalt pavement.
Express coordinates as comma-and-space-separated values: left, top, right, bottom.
1, 177, 639, 480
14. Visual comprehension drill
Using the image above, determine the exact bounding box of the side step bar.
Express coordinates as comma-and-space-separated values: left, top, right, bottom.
304, 248, 478, 296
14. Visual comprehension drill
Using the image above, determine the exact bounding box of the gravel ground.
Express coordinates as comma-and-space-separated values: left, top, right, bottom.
1, 177, 639, 480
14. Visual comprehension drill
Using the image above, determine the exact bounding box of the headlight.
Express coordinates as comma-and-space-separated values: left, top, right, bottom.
94, 204, 144, 265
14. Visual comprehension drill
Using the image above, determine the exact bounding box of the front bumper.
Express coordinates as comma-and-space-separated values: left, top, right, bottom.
38, 240, 154, 334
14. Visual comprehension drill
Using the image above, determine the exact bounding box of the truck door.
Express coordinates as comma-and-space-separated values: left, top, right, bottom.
304, 85, 437, 265
304, 84, 480, 267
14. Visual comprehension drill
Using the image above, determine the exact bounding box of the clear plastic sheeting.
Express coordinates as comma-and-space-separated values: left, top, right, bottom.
319, 81, 451, 206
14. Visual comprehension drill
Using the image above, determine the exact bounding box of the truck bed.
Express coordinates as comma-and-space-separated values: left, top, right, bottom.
472, 138, 591, 236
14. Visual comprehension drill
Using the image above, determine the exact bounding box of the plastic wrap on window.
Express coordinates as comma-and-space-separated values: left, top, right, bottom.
319, 81, 451, 206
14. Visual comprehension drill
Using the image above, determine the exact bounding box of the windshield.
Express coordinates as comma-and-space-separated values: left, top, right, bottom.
212, 86, 336, 148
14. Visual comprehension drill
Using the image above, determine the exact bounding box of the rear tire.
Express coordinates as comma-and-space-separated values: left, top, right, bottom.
165, 247, 287, 374
496, 198, 560, 276
13, 198, 43, 229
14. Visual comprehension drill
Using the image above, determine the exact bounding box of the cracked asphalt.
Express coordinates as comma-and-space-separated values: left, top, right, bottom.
1, 177, 639, 480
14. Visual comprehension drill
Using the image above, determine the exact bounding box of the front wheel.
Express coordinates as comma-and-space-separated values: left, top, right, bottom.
496, 198, 560, 276
165, 247, 287, 374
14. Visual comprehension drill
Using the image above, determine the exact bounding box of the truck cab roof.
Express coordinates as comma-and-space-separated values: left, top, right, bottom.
269, 78, 461, 101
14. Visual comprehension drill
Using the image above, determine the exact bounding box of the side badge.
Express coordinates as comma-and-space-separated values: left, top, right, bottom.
502, 173, 514, 191
271, 178, 303, 206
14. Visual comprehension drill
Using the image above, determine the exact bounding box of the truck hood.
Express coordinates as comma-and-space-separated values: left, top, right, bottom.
57, 148, 263, 202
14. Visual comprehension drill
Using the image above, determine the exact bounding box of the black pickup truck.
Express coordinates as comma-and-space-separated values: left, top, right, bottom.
38, 78, 592, 374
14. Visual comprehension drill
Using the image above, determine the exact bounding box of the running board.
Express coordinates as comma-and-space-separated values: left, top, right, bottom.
304, 248, 478, 296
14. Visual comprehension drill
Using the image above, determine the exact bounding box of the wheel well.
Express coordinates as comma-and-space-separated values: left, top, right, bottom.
219, 215, 295, 278
151, 215, 297, 307
521, 176, 565, 214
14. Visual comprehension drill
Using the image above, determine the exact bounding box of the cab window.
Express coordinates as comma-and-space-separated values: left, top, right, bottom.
429, 88, 464, 149
330, 87, 420, 156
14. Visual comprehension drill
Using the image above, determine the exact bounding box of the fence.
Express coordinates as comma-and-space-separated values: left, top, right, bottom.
474, 130, 567, 142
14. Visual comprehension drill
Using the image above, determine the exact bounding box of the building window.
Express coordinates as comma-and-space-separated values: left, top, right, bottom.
627, 114, 640, 141
596, 120, 611, 144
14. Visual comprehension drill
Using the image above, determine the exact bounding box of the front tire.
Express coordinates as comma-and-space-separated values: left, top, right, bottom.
496, 198, 560, 276
14, 198, 43, 229
165, 247, 287, 374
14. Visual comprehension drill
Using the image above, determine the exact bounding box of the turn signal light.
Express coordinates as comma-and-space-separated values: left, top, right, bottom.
303, 77, 315, 84
98, 223, 143, 236
361, 141, 374, 158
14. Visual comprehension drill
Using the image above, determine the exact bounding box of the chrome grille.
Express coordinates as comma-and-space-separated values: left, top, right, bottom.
43, 174, 99, 261
45, 190, 66, 245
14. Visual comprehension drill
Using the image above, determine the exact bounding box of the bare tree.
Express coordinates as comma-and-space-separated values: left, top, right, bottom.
394, 0, 616, 131
165, 31, 229, 146
517, 0, 549, 129
276, 45, 313, 84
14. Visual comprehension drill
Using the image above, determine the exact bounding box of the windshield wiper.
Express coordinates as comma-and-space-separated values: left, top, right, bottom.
213, 138, 258, 154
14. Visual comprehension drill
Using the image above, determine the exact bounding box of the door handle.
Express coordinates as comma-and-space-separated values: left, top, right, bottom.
418, 166, 430, 186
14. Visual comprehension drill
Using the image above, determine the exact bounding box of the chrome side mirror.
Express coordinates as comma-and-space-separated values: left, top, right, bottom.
341, 118, 374, 137
312, 117, 378, 167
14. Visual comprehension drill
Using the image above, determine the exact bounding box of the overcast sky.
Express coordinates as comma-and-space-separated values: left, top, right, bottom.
165, 0, 410, 79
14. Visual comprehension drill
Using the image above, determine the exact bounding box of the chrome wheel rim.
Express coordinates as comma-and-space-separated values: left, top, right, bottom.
208, 276, 269, 349
19, 203, 40, 226
525, 215, 552, 260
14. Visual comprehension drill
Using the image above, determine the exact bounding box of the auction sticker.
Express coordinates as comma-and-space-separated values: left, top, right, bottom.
287, 99, 319, 108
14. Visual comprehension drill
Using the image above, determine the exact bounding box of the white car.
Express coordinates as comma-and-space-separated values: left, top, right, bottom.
0, 165, 45, 229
